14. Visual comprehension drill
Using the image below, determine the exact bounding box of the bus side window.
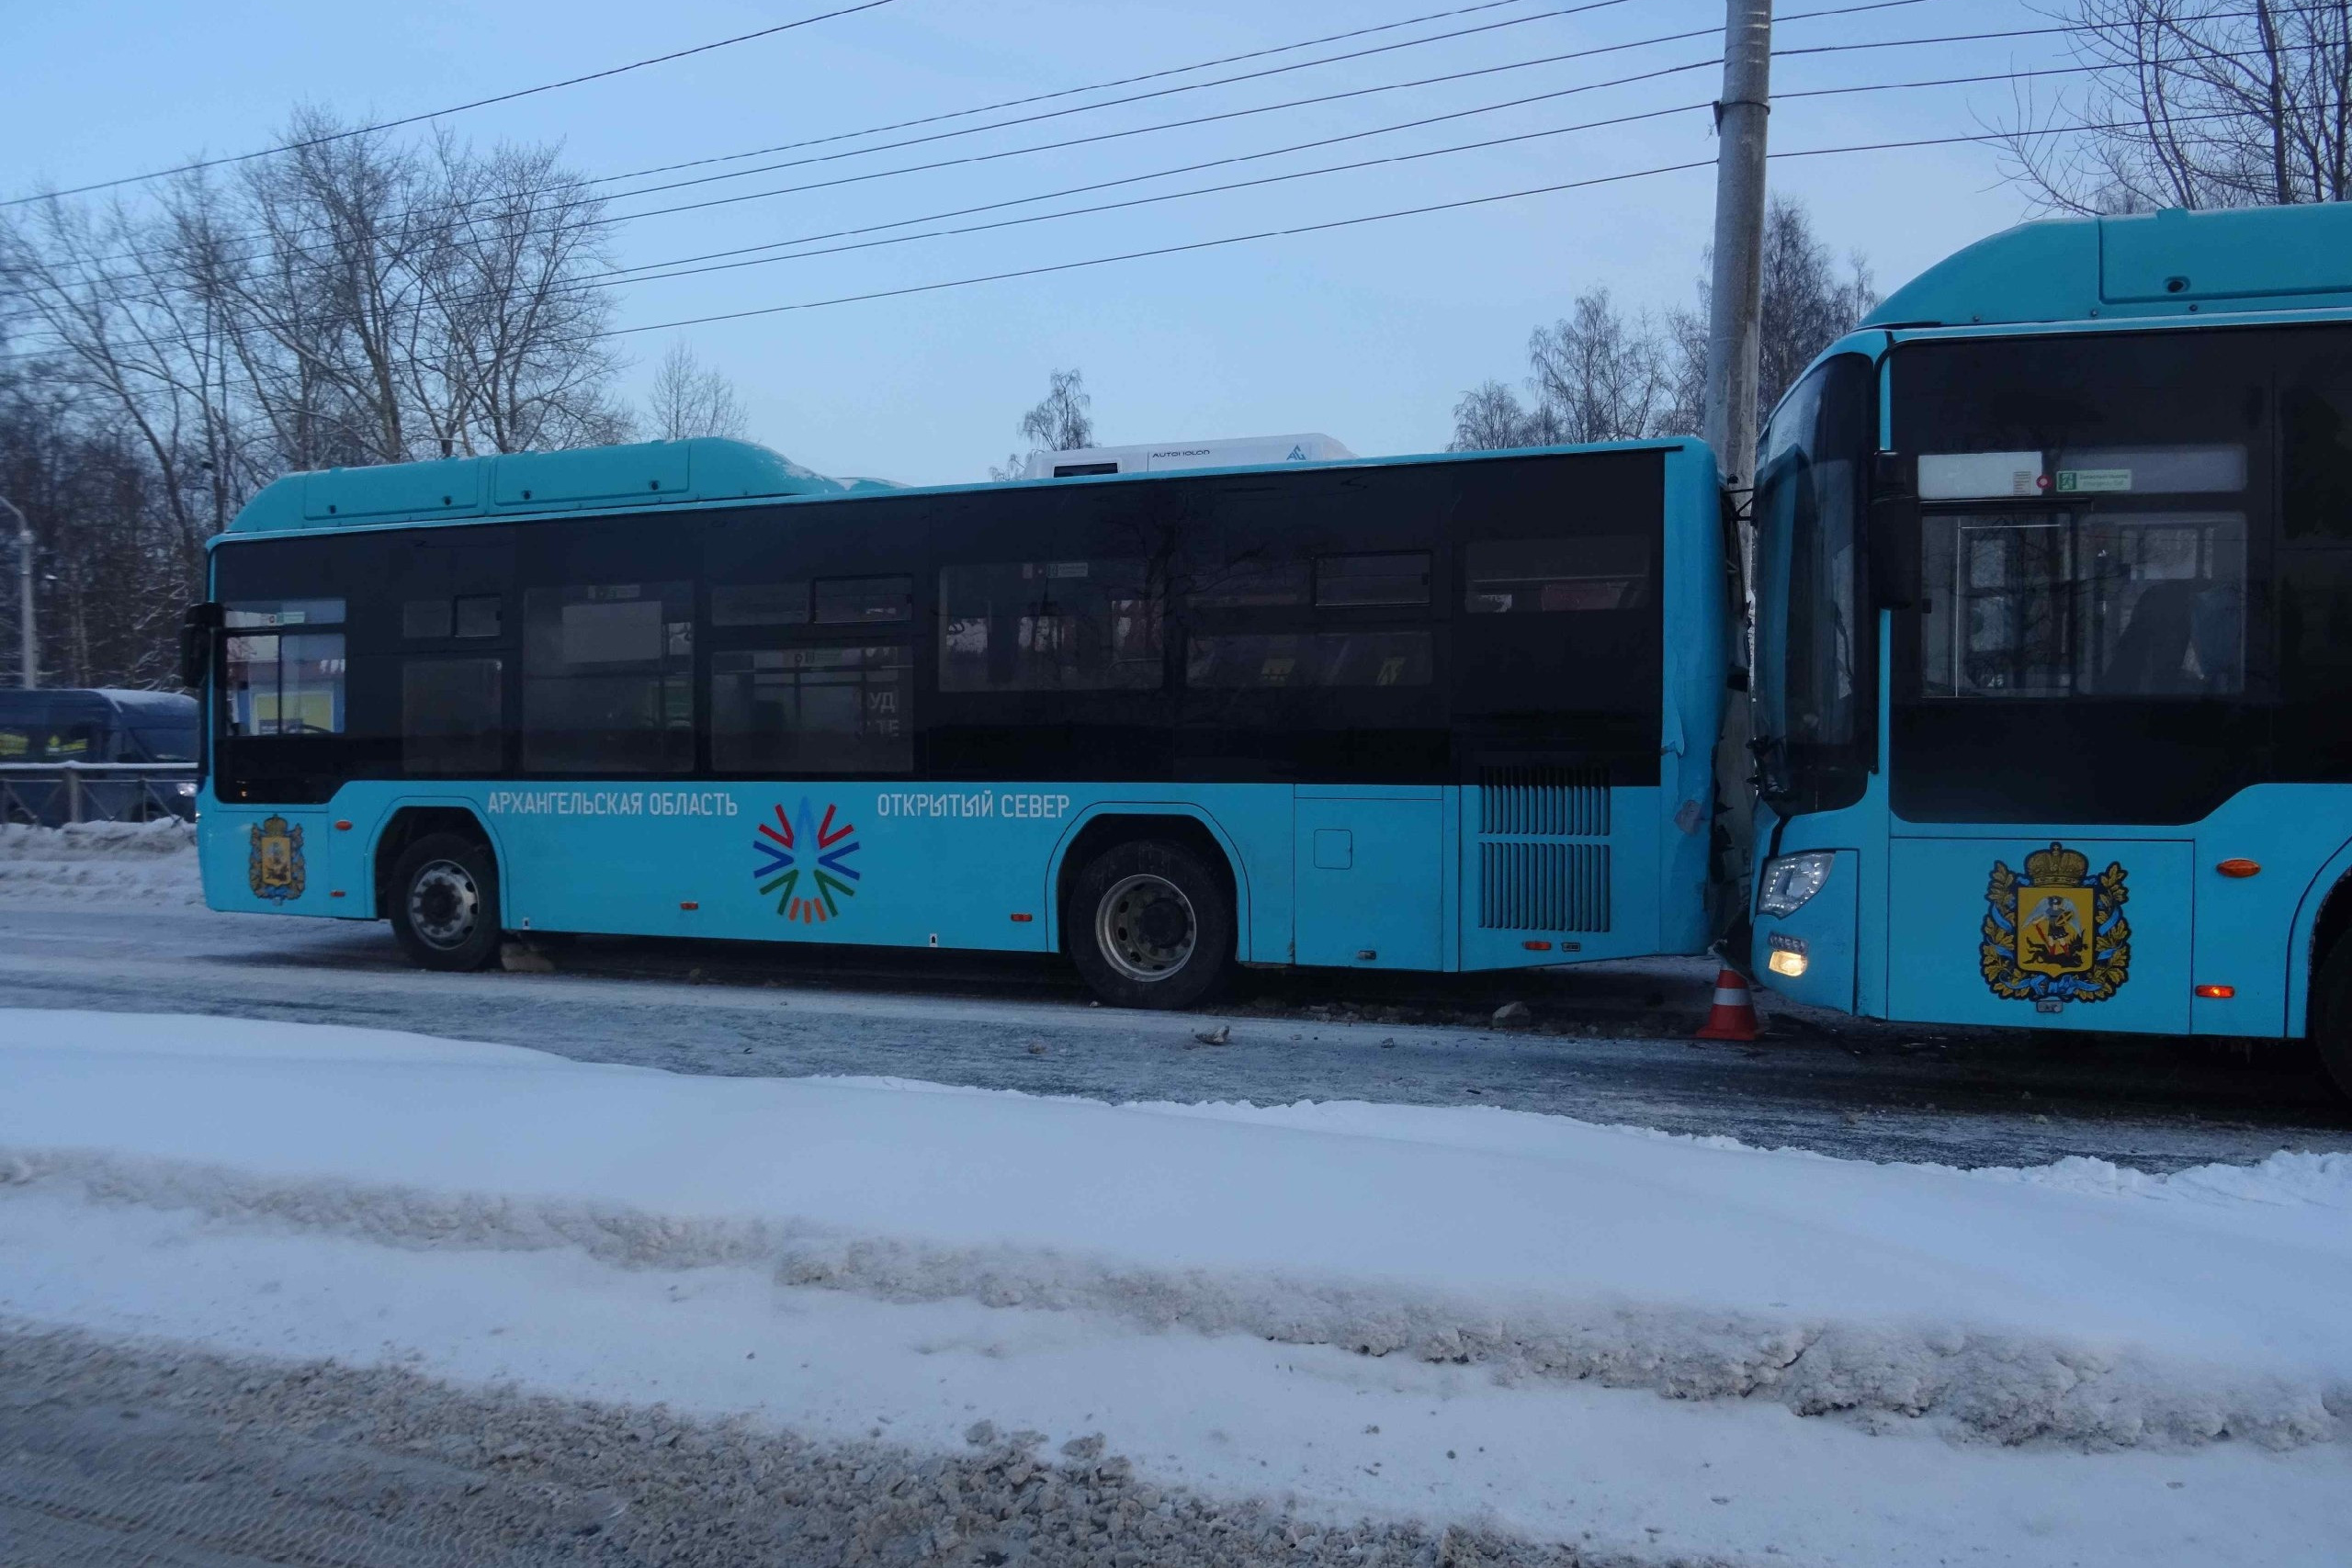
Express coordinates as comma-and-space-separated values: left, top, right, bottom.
1184, 631, 1432, 690
1462, 538, 1648, 613
1317, 552, 1430, 607
2285, 358, 2352, 541
939, 560, 1162, 694
403, 658, 504, 775
521, 581, 694, 774
711, 645, 912, 774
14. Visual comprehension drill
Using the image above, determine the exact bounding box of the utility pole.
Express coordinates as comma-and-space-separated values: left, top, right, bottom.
1703, 0, 1771, 496
1702, 0, 1770, 934
0, 496, 30, 689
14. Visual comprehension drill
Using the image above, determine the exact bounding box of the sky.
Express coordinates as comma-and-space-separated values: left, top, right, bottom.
0, 0, 2072, 487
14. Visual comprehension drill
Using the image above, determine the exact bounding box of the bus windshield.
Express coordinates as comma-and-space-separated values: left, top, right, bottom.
1752, 352, 1873, 815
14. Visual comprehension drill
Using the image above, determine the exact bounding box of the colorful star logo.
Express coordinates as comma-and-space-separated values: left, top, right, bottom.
752, 797, 862, 923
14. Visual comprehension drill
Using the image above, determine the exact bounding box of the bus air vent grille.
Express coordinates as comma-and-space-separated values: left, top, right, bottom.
1478, 842, 1611, 932
1476, 766, 1610, 837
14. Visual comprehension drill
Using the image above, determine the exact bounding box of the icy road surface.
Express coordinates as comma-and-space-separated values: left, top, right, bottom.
0, 895, 2344, 1171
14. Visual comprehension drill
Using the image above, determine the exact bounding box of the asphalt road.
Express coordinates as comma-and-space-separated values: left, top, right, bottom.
0, 902, 2343, 1171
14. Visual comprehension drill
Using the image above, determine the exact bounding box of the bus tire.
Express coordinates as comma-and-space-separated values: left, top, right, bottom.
1068, 839, 1232, 1010
2310, 934, 2352, 1105
389, 832, 503, 973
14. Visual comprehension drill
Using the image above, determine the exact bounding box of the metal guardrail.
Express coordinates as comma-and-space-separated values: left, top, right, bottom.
0, 761, 199, 825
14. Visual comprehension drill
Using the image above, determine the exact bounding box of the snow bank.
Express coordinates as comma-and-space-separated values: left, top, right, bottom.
4, 1010, 2346, 1457
0, 820, 201, 906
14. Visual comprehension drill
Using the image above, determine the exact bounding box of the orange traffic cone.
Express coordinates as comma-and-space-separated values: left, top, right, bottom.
1694, 968, 1761, 1042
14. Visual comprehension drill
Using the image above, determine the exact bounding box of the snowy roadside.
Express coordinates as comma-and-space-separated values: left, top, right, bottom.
1, 1011, 2346, 1565
0, 820, 202, 908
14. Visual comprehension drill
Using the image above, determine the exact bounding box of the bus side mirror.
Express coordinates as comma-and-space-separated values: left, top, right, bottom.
1868, 451, 1919, 609
179, 602, 220, 691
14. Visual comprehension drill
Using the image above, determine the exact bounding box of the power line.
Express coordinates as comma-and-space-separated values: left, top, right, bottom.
19, 0, 1649, 276
6, 3, 2325, 355
5, 1, 905, 208
591, 0, 1604, 189
0, 0, 1874, 321
590, 49, 2210, 290
605, 101, 1714, 290
2, 97, 2268, 371
8, 0, 1949, 317
7, 25, 2326, 357
2, 85, 1717, 358
8, 0, 1928, 289
581, 108, 2291, 344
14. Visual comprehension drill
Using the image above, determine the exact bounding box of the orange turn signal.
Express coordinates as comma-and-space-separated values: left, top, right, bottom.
2216, 858, 2261, 878
680, 901, 699, 911
1010, 913, 1035, 922
334, 819, 353, 830
2194, 984, 2236, 999
1523, 940, 1554, 951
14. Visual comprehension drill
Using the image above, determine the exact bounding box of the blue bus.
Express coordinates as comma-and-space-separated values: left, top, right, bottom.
185, 437, 1731, 1008
1747, 201, 2352, 1099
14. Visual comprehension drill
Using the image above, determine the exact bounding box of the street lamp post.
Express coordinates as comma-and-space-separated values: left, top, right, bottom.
0, 496, 30, 689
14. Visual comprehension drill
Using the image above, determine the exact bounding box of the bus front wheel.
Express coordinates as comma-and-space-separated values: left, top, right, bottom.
1068, 839, 1232, 1010
389, 832, 503, 973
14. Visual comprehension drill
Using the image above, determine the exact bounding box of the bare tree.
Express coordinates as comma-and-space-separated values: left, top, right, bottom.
645, 340, 749, 441
1667, 197, 1877, 443
0, 110, 635, 684
0, 345, 194, 687
1450, 200, 1872, 454
1999, 0, 2352, 213
1447, 379, 1541, 451
1527, 288, 1669, 445
1756, 197, 1877, 420
424, 134, 631, 454
1021, 367, 1094, 452
0, 195, 245, 597
989, 367, 1095, 479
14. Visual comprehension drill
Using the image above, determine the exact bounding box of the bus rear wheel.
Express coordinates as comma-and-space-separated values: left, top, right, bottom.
1069, 839, 1232, 1010
390, 832, 503, 973
2310, 935, 2352, 1106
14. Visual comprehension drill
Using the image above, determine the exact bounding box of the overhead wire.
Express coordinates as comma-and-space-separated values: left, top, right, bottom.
1, 86, 2279, 372
9, 0, 1947, 291
5, 4, 2324, 361
585, 50, 2224, 290
580, 106, 2304, 344
0, 0, 1953, 303
8, 0, 1645, 273
2, 0, 904, 207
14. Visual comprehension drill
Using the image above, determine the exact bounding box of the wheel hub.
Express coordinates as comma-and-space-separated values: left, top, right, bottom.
1095, 874, 1197, 983
409, 861, 480, 949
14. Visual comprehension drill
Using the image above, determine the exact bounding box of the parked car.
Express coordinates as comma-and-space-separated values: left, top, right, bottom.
0, 688, 199, 824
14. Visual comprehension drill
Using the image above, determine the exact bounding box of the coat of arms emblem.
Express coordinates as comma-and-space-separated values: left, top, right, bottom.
1980, 842, 2130, 1005
247, 814, 306, 902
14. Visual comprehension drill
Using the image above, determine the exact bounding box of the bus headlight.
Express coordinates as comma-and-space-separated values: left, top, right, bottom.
1758, 851, 1835, 917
